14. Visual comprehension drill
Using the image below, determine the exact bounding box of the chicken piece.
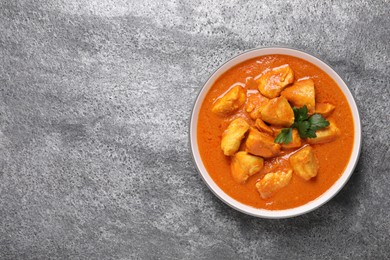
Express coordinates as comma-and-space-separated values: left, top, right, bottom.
221, 118, 250, 156
315, 103, 335, 117
245, 91, 269, 120
289, 146, 319, 180
260, 96, 294, 127
281, 78, 315, 114
257, 64, 294, 98
273, 128, 302, 149
212, 86, 246, 115
255, 118, 273, 135
245, 127, 281, 158
256, 170, 293, 199
231, 151, 264, 183
307, 120, 340, 144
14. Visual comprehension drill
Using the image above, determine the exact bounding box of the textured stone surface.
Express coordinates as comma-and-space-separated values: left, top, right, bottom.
0, 0, 389, 259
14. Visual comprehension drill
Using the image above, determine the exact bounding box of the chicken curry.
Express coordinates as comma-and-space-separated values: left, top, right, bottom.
197, 55, 354, 210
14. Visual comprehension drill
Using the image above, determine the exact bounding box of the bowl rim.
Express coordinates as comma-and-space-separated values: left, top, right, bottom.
189, 46, 362, 219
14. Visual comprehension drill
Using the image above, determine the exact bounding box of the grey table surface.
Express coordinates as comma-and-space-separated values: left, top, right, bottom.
1, 0, 389, 259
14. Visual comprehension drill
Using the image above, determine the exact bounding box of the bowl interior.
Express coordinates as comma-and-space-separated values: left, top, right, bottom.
190, 47, 361, 218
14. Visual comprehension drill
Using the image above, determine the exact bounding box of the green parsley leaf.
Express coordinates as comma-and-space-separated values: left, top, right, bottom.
274, 128, 293, 144
296, 121, 310, 138
305, 127, 317, 138
272, 105, 331, 144
308, 114, 330, 131
293, 105, 309, 122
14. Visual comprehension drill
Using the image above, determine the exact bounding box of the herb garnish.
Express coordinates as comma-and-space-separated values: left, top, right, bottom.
274, 105, 330, 144
274, 128, 293, 144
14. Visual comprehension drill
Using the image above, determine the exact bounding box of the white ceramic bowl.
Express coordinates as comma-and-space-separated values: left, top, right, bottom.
190, 47, 362, 219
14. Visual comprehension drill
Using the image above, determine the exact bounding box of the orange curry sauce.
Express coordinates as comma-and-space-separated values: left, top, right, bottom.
197, 55, 354, 210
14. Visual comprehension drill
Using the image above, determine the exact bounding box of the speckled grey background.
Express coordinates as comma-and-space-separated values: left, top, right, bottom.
0, 0, 389, 259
